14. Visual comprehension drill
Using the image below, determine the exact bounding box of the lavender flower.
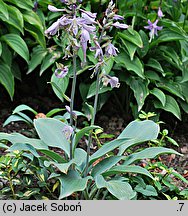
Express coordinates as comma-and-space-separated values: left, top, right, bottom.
158, 7, 164, 18
144, 19, 163, 42
54, 64, 68, 78
113, 15, 124, 21
62, 125, 74, 140
105, 43, 119, 56
48, 5, 65, 12
65, 105, 77, 119
90, 38, 103, 59
102, 75, 120, 88
112, 22, 129, 29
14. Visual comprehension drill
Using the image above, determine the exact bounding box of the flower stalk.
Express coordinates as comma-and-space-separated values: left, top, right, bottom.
69, 54, 77, 160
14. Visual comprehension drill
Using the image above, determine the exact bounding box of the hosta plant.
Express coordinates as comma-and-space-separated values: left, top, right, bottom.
0, 118, 182, 200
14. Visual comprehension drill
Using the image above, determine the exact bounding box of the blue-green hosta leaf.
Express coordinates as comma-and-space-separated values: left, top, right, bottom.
95, 175, 136, 200
154, 95, 181, 120
1, 34, 29, 63
59, 170, 92, 199
0, 0, 9, 19
0, 133, 48, 150
0, 62, 14, 100
118, 120, 160, 155
44, 160, 74, 174
123, 147, 182, 166
34, 118, 70, 156
118, 28, 143, 48
89, 138, 131, 164
3, 114, 31, 127
135, 185, 158, 196
40, 150, 67, 163
91, 156, 123, 177
12, 104, 37, 115
74, 125, 101, 149
150, 88, 166, 107
115, 52, 144, 79
103, 165, 154, 180
8, 143, 40, 158
46, 108, 64, 117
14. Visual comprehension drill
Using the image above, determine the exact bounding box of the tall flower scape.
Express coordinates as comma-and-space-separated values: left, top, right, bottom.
45, 0, 129, 162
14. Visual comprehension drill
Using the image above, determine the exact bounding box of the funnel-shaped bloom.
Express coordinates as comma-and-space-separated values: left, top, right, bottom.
144, 19, 163, 42
102, 75, 120, 88
105, 43, 119, 57
62, 125, 74, 140
55, 65, 68, 78
158, 7, 164, 18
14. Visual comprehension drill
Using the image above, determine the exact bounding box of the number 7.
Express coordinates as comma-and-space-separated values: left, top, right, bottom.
179, 203, 184, 211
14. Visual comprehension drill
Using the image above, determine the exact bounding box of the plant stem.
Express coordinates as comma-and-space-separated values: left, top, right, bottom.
84, 70, 100, 177
70, 54, 77, 160
183, 0, 188, 30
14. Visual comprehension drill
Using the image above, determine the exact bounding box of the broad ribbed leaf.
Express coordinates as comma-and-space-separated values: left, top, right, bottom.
123, 147, 182, 165
146, 58, 164, 75
27, 46, 47, 74
120, 38, 137, 61
0, 62, 14, 99
23, 11, 45, 47
59, 170, 92, 199
12, 104, 37, 115
118, 28, 143, 48
1, 34, 29, 62
89, 138, 130, 164
154, 95, 181, 120
126, 78, 149, 111
115, 52, 144, 79
150, 88, 166, 107
137, 30, 149, 58
74, 125, 101, 149
87, 81, 112, 99
0, 5, 23, 34
103, 165, 154, 180
91, 156, 123, 177
8, 143, 40, 158
51, 73, 69, 102
5, 0, 33, 10
156, 81, 184, 101
95, 175, 136, 200
135, 185, 158, 196
34, 118, 70, 156
0, 133, 48, 150
40, 150, 67, 163
118, 120, 160, 155
0, 0, 9, 19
